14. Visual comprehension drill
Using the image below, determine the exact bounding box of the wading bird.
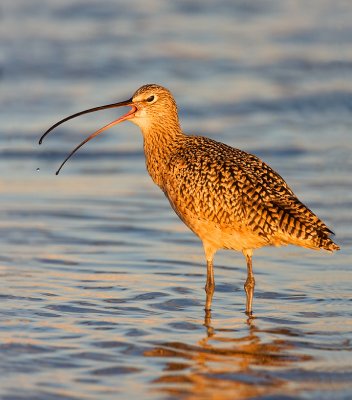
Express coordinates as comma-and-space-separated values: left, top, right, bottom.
39, 84, 339, 315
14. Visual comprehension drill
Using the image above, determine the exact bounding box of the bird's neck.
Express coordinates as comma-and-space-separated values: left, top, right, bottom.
141, 120, 184, 188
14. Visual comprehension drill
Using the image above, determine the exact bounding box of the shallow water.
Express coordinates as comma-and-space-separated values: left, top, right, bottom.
1, 0, 352, 399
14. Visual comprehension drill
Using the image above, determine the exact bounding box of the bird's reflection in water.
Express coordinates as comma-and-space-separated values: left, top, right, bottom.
144, 311, 311, 399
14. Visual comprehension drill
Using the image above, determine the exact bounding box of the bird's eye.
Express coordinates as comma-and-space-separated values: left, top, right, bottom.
146, 95, 155, 103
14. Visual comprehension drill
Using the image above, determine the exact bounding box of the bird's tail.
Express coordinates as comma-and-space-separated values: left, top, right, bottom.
270, 198, 340, 252
315, 234, 340, 252
275, 230, 340, 252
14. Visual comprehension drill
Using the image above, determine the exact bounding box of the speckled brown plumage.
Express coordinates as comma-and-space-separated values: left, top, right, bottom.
165, 136, 337, 251
41, 83, 340, 315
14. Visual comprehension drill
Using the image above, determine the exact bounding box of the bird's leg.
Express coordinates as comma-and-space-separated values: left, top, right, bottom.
205, 259, 215, 311
203, 244, 216, 311
243, 249, 255, 315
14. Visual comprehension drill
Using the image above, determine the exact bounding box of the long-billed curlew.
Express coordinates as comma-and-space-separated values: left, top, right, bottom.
39, 84, 340, 315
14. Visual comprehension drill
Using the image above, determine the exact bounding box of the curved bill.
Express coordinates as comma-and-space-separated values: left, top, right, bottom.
39, 99, 133, 144
39, 98, 135, 174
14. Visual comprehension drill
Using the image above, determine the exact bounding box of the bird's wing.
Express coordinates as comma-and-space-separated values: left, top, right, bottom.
224, 147, 336, 251
165, 136, 334, 248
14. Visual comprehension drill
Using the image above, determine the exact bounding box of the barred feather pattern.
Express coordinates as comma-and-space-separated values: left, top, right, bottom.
161, 136, 339, 253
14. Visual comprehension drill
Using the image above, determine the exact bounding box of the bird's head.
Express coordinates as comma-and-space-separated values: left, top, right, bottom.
39, 84, 179, 174
129, 84, 178, 130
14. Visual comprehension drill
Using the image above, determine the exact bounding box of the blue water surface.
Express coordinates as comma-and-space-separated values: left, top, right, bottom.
0, 1, 351, 399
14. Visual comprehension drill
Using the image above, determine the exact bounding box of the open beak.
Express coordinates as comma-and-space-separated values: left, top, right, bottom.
39, 98, 135, 175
